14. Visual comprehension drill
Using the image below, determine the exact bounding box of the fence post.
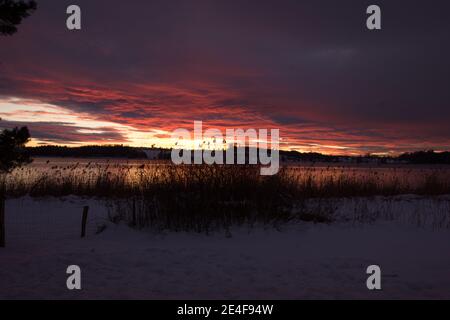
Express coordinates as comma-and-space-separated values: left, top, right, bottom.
81, 206, 89, 238
0, 195, 5, 248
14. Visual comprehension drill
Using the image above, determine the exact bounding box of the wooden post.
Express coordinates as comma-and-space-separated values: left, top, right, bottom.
81, 206, 89, 238
0, 195, 5, 248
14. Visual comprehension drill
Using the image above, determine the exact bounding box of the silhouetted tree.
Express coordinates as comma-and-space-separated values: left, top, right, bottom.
0, 0, 37, 35
0, 125, 32, 172
0, 0, 36, 247
0, 122, 31, 247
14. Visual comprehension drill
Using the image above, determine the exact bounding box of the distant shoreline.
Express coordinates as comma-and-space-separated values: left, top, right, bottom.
27, 156, 450, 169
25, 146, 450, 165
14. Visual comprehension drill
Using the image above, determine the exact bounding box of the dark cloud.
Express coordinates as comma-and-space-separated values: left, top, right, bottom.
0, 120, 127, 144
0, 0, 449, 153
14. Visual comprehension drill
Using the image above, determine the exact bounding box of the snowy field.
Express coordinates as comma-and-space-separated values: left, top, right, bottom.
1, 196, 450, 299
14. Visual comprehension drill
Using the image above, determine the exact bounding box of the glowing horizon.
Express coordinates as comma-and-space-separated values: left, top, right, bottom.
1, 97, 447, 156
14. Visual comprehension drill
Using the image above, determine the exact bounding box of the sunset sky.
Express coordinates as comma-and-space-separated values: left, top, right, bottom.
1, 0, 450, 155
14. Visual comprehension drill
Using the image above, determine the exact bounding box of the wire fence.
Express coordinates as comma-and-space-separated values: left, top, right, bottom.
4, 197, 110, 246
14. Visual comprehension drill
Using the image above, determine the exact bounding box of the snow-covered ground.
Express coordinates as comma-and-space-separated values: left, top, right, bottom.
1, 197, 450, 299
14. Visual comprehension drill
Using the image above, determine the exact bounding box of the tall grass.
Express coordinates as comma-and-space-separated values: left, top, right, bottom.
106, 165, 300, 233
4, 162, 450, 232
5, 162, 450, 198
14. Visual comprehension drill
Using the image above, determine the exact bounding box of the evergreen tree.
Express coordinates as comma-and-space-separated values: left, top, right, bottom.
0, 0, 37, 35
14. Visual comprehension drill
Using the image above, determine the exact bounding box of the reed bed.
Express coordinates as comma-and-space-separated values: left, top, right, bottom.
4, 162, 450, 198
3, 162, 450, 232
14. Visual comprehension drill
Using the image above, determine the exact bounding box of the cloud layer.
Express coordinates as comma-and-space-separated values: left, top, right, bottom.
1, 0, 449, 154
